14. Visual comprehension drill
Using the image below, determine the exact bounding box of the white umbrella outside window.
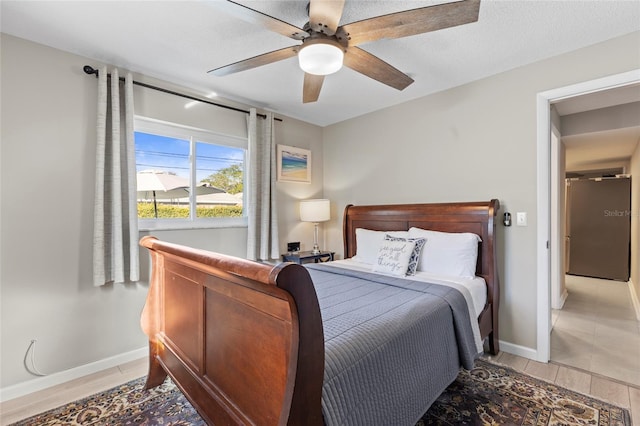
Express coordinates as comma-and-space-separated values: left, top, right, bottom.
137, 170, 224, 218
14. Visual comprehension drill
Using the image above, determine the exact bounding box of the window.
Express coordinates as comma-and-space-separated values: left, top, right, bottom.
135, 117, 247, 230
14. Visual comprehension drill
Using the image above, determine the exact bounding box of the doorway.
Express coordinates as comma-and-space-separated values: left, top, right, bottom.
535, 69, 640, 364
546, 80, 640, 386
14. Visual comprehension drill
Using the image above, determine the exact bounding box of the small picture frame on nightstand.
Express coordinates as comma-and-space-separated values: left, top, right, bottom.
282, 251, 334, 265
287, 242, 300, 254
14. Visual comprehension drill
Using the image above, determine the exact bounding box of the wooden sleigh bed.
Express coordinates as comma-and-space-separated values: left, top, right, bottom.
140, 199, 500, 425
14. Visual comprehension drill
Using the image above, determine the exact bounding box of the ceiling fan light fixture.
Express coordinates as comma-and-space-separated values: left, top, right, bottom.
298, 40, 344, 76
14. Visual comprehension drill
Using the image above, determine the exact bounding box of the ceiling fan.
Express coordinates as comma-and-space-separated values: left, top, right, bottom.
209, 0, 481, 103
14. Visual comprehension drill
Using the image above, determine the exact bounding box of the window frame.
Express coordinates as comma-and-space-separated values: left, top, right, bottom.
134, 116, 248, 231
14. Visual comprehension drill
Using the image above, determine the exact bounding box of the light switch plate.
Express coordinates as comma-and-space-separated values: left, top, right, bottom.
516, 212, 527, 226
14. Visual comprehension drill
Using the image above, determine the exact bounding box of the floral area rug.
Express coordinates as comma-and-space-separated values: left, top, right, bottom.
420, 359, 631, 425
12, 359, 631, 425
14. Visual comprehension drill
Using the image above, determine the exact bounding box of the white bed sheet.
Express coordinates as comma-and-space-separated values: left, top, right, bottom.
327, 258, 487, 352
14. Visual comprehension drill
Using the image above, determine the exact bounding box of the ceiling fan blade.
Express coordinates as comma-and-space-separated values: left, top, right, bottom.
303, 73, 325, 103
213, 1, 308, 40
309, 0, 346, 36
209, 46, 299, 76
339, 0, 480, 46
343, 47, 414, 91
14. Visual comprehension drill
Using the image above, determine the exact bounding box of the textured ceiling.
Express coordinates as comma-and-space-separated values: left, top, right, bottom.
2, 0, 640, 127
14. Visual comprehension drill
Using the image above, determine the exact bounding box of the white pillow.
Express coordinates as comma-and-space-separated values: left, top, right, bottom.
372, 238, 416, 276
352, 228, 409, 264
408, 227, 481, 278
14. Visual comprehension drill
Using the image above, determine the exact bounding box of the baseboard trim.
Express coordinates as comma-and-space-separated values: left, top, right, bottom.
499, 340, 538, 361
559, 289, 568, 309
551, 288, 568, 310
0, 347, 147, 403
629, 279, 640, 321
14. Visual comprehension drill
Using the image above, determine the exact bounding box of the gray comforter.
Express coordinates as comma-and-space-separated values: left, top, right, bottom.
305, 264, 480, 426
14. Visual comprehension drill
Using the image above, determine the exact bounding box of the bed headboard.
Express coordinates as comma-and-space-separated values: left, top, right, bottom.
343, 199, 499, 275
343, 199, 500, 324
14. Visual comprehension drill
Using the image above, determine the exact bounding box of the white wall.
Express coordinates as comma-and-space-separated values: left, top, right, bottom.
561, 102, 640, 137
0, 34, 323, 392
322, 31, 640, 354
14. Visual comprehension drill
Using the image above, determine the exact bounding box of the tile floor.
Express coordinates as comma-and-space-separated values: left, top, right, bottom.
551, 274, 640, 387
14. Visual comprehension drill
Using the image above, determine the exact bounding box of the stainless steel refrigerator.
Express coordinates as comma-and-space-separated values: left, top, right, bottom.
566, 176, 631, 282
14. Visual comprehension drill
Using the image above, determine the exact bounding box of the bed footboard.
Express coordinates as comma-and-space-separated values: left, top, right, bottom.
139, 236, 324, 426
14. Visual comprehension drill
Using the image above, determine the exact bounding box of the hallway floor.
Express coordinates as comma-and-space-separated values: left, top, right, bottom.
552, 274, 640, 386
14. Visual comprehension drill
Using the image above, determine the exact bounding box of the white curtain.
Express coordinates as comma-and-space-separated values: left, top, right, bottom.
93, 67, 139, 286
247, 108, 280, 261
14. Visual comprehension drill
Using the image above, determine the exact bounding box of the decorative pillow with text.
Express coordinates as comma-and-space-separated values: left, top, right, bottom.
384, 235, 426, 276
372, 238, 416, 276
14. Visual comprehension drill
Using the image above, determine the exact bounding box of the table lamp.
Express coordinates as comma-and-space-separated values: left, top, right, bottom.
300, 199, 330, 254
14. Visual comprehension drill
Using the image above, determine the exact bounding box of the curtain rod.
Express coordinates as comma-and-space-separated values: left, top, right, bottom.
82, 65, 282, 122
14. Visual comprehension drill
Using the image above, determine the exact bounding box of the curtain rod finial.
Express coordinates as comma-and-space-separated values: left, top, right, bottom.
83, 65, 98, 77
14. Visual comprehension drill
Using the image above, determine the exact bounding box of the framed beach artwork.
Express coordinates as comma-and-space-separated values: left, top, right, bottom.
277, 145, 311, 183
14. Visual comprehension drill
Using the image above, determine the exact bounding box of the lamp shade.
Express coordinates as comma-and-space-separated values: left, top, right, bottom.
300, 199, 330, 223
298, 41, 344, 76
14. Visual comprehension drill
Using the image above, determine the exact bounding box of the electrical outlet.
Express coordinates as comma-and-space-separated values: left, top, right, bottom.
516, 212, 527, 226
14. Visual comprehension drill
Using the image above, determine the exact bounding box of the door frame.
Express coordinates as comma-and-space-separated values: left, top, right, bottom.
550, 125, 567, 311
535, 69, 640, 362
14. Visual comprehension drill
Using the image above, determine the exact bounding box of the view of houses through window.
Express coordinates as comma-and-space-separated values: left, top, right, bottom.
134, 118, 246, 222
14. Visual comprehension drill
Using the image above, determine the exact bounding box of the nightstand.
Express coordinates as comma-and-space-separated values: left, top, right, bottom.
281, 251, 334, 264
